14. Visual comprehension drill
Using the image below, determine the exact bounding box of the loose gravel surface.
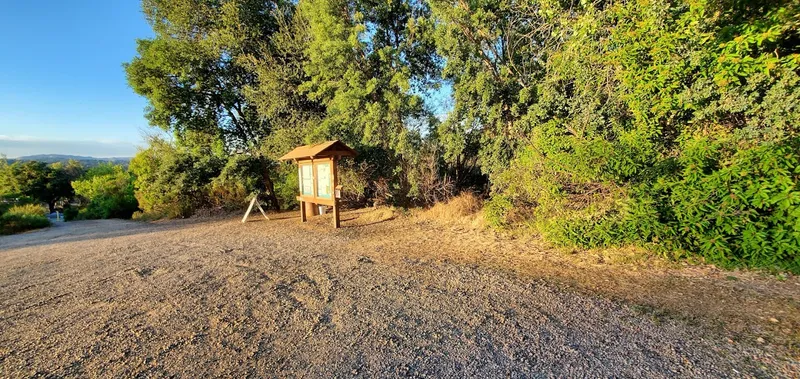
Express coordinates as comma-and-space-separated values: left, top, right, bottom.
0, 211, 793, 377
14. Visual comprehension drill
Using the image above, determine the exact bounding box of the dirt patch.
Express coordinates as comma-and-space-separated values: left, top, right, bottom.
408, 211, 800, 362
0, 210, 797, 376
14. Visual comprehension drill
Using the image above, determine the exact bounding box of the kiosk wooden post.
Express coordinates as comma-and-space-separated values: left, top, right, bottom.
332, 157, 340, 228
279, 141, 356, 228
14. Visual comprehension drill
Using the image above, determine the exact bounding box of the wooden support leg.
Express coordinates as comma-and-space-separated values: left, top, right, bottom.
242, 197, 257, 223
333, 200, 340, 228
300, 201, 307, 223
255, 200, 270, 221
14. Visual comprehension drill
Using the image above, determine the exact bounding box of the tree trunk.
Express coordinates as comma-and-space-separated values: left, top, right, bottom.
259, 157, 281, 211
263, 173, 280, 211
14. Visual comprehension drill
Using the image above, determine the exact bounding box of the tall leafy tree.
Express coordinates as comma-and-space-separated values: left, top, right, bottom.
429, 0, 554, 179
299, 0, 441, 152
295, 0, 445, 203
125, 0, 290, 208
241, 7, 327, 159
6, 161, 74, 212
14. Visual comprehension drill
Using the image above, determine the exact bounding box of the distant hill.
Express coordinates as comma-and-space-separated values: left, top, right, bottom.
8, 154, 131, 167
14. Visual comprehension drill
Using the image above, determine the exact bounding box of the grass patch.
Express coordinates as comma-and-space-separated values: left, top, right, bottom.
356, 207, 398, 224
0, 204, 51, 235
417, 192, 485, 228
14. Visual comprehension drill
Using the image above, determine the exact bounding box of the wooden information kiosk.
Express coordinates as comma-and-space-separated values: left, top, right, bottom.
279, 140, 356, 228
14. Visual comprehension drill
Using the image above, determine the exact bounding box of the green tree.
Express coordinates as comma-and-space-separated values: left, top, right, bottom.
429, 0, 551, 179
434, 0, 800, 270
47, 160, 85, 208
294, 0, 447, 204
7, 161, 75, 212
12, 162, 49, 205
243, 7, 326, 158
71, 164, 138, 219
1, 159, 82, 211
0, 155, 20, 197
299, 0, 440, 150
125, 0, 289, 208
129, 135, 229, 218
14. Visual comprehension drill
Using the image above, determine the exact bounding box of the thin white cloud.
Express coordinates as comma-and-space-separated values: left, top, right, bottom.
0, 137, 138, 158
0, 135, 43, 141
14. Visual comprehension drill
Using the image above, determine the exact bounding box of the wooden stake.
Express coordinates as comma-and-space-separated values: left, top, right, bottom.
242, 197, 257, 223
242, 196, 271, 223
255, 200, 270, 221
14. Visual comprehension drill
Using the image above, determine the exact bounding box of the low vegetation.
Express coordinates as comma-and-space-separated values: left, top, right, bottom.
67, 163, 138, 220
0, 203, 50, 235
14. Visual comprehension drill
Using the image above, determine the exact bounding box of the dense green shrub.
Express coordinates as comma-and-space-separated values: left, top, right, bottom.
129, 137, 224, 219
664, 134, 800, 270
272, 163, 300, 210
63, 206, 79, 222
130, 135, 286, 219
542, 135, 800, 271
484, 195, 513, 229
0, 204, 50, 235
71, 164, 138, 220
432, 0, 800, 271
209, 154, 271, 211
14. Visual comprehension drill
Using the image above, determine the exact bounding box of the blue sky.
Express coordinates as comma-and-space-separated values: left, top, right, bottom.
0, 2, 454, 158
0, 1, 154, 158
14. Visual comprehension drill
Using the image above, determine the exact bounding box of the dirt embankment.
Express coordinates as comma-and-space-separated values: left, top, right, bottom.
0, 210, 797, 377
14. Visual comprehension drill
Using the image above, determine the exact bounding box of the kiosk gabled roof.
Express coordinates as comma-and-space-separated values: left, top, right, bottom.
278, 140, 357, 161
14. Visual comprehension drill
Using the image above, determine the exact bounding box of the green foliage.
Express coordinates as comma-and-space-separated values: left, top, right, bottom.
429, 0, 545, 179
126, 0, 279, 149
0, 157, 84, 212
210, 154, 276, 210
70, 163, 138, 220
63, 206, 79, 222
0, 204, 50, 235
129, 136, 223, 218
0, 156, 19, 196
129, 135, 282, 219
299, 0, 439, 151
272, 163, 300, 210
126, 0, 285, 208
124, 0, 800, 271
664, 133, 800, 270
435, 0, 800, 271
484, 195, 513, 229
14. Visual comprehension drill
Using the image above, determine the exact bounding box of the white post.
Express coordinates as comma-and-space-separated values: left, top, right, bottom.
242, 197, 257, 223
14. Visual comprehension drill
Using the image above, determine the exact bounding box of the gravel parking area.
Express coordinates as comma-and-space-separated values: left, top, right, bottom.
0, 211, 794, 377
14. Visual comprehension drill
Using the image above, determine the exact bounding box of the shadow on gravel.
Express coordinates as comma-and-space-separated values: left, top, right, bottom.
3, 208, 373, 251
340, 216, 396, 228
0, 217, 225, 251
243, 212, 300, 222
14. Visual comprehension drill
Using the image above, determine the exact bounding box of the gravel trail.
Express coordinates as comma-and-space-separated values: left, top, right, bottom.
0, 214, 783, 377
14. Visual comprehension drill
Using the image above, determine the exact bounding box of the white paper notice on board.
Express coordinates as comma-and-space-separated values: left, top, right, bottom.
301, 164, 313, 195
316, 163, 331, 198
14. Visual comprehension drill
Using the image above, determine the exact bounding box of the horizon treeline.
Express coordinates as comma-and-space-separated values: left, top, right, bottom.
123, 0, 799, 271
